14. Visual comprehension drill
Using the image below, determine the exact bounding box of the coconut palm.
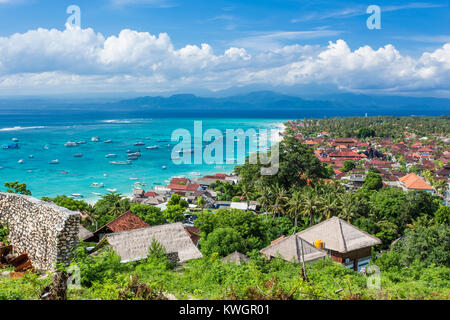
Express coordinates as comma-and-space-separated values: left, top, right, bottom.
300, 189, 320, 226
287, 191, 303, 233
337, 192, 357, 223
320, 192, 339, 221
256, 185, 272, 215
269, 184, 287, 218
196, 196, 206, 214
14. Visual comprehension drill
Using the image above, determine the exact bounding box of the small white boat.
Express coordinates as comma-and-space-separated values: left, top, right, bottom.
162, 166, 167, 170
134, 182, 146, 187
110, 161, 132, 165
91, 137, 100, 142
12, 138, 19, 142
107, 188, 117, 193
147, 145, 159, 150
128, 152, 141, 157
92, 192, 102, 196
77, 141, 86, 144
105, 154, 117, 158
104, 140, 113, 144
49, 159, 59, 164
29, 155, 34, 158
134, 142, 145, 146
74, 153, 83, 158
43, 145, 49, 150
65, 141, 78, 147
103, 174, 108, 177
91, 182, 105, 188
18, 159, 24, 164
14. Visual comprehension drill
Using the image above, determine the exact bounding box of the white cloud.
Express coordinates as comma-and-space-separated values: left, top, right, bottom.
0, 25, 449, 96
291, 2, 447, 23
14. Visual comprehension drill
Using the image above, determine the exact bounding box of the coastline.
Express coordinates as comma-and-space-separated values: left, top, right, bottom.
84, 120, 287, 205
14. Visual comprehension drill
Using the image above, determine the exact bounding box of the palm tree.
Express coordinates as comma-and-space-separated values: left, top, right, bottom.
240, 183, 252, 208
337, 192, 356, 223
300, 189, 319, 226
269, 184, 287, 219
287, 191, 303, 233
196, 196, 206, 214
256, 185, 272, 214
320, 192, 338, 221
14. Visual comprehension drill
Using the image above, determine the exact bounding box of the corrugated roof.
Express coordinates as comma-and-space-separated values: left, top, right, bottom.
296, 217, 381, 253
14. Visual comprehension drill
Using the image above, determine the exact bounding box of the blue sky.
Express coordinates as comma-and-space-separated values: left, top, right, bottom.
0, 0, 448, 97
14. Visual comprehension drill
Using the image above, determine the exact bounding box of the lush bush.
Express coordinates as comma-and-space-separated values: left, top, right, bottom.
377, 224, 450, 270
41, 195, 91, 212
0, 223, 8, 244
130, 204, 166, 226
71, 244, 130, 287
200, 228, 247, 257
163, 204, 186, 223
0, 271, 51, 300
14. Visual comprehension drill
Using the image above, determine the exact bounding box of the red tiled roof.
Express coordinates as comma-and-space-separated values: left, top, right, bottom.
399, 173, 434, 191
184, 226, 201, 246
171, 178, 190, 185
144, 191, 157, 197
95, 211, 149, 235
329, 151, 364, 159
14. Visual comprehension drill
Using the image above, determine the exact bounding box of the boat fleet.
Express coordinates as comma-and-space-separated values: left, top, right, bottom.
1, 134, 209, 198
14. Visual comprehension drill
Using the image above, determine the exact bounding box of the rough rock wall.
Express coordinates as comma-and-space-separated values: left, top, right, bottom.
0, 193, 80, 271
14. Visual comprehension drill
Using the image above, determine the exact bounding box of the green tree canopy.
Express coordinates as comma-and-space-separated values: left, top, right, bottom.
200, 227, 247, 257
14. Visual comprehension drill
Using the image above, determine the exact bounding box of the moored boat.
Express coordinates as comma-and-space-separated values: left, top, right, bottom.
110, 161, 132, 165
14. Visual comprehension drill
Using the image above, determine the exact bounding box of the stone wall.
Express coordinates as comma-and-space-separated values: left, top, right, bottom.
0, 193, 80, 271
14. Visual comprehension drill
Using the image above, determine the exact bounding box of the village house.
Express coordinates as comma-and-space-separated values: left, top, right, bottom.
87, 211, 149, 242
399, 173, 435, 193
296, 217, 382, 272
221, 251, 250, 265
260, 234, 327, 264
99, 222, 203, 264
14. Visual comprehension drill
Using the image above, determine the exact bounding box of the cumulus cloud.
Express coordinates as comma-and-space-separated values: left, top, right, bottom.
0, 25, 449, 96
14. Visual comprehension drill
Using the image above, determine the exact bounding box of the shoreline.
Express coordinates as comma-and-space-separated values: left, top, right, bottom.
83, 120, 287, 205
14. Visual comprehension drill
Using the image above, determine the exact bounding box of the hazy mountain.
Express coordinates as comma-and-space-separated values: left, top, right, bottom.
0, 91, 448, 117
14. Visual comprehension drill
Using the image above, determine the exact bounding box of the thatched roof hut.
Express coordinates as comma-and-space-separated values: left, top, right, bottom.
296, 217, 381, 253
104, 222, 203, 263
260, 235, 327, 263
78, 225, 94, 241
220, 251, 250, 265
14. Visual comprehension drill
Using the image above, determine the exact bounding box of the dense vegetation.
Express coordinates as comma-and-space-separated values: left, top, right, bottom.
1, 115, 449, 300
286, 116, 450, 140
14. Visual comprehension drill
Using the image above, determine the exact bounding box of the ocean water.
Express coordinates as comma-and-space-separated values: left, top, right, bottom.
0, 109, 286, 202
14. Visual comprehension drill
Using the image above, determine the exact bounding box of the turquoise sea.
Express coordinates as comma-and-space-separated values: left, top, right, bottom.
0, 109, 286, 202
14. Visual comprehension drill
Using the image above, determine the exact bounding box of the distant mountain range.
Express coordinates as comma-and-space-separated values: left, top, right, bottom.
0, 91, 449, 117
111, 91, 450, 117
